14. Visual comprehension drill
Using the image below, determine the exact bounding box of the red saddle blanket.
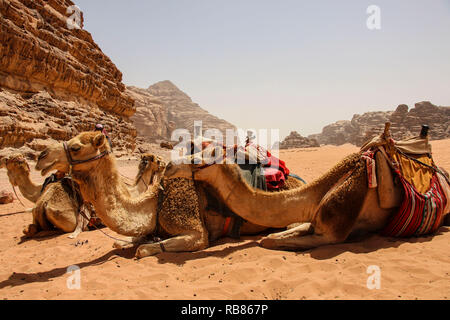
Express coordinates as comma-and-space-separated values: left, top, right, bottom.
200, 141, 290, 190
381, 173, 447, 237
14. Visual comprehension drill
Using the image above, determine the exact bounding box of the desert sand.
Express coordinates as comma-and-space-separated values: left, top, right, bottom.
0, 140, 449, 300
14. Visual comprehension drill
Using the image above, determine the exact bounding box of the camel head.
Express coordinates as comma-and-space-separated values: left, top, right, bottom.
164, 147, 240, 181
0, 154, 31, 186
36, 132, 109, 176
136, 153, 167, 186
164, 162, 196, 180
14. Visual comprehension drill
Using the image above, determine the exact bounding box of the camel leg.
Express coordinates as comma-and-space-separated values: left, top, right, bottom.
135, 231, 208, 258
265, 222, 313, 240
262, 162, 368, 251
68, 213, 86, 239
23, 223, 39, 238
113, 236, 147, 250
260, 233, 339, 251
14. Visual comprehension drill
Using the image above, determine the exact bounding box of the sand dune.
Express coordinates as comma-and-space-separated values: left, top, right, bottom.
0, 140, 449, 300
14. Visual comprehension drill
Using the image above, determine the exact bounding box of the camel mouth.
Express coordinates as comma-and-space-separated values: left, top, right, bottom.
40, 161, 56, 176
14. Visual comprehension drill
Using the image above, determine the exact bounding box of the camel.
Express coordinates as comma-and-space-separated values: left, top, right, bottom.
163, 127, 450, 251
136, 150, 304, 241
34, 132, 306, 258
0, 154, 90, 238
0, 153, 158, 239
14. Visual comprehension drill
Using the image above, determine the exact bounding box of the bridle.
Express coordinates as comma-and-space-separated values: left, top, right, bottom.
63, 142, 110, 168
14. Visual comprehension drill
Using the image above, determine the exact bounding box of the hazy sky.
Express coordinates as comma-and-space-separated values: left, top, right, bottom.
75, 0, 450, 139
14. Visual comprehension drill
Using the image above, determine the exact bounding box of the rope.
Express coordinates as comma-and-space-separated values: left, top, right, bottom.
0, 210, 28, 218
394, 147, 450, 186
12, 185, 27, 208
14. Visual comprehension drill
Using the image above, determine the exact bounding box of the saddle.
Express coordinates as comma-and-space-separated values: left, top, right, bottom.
360, 123, 449, 237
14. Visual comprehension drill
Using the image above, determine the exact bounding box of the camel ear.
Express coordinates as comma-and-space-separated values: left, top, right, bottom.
92, 133, 106, 149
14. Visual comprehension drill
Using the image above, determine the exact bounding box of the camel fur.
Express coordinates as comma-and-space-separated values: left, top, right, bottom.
34, 132, 304, 258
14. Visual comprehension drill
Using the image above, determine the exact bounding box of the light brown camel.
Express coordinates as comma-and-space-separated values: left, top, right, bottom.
34, 132, 305, 258
0, 154, 89, 238
135, 151, 304, 242
0, 153, 156, 239
163, 133, 450, 251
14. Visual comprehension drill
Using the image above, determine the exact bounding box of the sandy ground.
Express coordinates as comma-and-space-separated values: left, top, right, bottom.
0, 140, 449, 300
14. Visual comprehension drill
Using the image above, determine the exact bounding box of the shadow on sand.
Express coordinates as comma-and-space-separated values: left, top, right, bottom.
1, 227, 448, 289
305, 226, 449, 260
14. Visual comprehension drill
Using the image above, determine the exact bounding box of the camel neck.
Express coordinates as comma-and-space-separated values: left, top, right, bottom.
197, 153, 361, 228
74, 156, 159, 237
15, 172, 42, 203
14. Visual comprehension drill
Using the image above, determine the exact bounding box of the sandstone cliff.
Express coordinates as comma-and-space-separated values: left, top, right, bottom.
0, 0, 136, 157
129, 81, 236, 144
279, 131, 319, 149
309, 102, 450, 146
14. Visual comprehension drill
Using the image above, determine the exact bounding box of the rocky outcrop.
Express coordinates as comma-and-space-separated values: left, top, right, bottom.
0, 0, 134, 115
129, 81, 236, 144
0, 0, 136, 155
279, 131, 319, 149
127, 86, 174, 143
147, 81, 236, 137
0, 190, 14, 204
309, 102, 449, 146
0, 90, 136, 154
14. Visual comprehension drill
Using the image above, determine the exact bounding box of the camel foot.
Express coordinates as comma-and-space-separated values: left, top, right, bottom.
23, 224, 39, 238
113, 240, 136, 250
267, 222, 313, 240
135, 243, 162, 258
68, 228, 83, 239
260, 233, 332, 251
113, 236, 147, 250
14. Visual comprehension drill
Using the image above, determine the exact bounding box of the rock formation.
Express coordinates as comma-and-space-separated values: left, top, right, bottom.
309, 102, 450, 146
148, 80, 236, 138
279, 131, 319, 149
127, 86, 174, 144
129, 81, 236, 144
0, 0, 136, 157
0, 190, 14, 204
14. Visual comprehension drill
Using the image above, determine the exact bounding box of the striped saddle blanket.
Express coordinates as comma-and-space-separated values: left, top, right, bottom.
381, 172, 447, 237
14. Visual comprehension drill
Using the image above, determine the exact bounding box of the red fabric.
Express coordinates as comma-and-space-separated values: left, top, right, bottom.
245, 143, 290, 190
197, 140, 291, 190
381, 173, 447, 237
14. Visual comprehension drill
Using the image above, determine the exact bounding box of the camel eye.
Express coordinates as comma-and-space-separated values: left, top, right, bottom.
70, 145, 81, 152
38, 150, 48, 160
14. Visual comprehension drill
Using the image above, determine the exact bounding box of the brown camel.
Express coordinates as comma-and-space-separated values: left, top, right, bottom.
0, 153, 155, 239
34, 132, 305, 258
163, 131, 450, 251
0, 154, 89, 238
135, 152, 304, 242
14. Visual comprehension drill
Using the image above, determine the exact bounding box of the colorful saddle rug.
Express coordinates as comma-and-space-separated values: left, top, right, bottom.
381, 172, 447, 237
198, 140, 294, 190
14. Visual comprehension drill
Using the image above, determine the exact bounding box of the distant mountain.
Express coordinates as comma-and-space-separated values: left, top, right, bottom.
278, 131, 320, 149
308, 101, 450, 146
129, 80, 236, 143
